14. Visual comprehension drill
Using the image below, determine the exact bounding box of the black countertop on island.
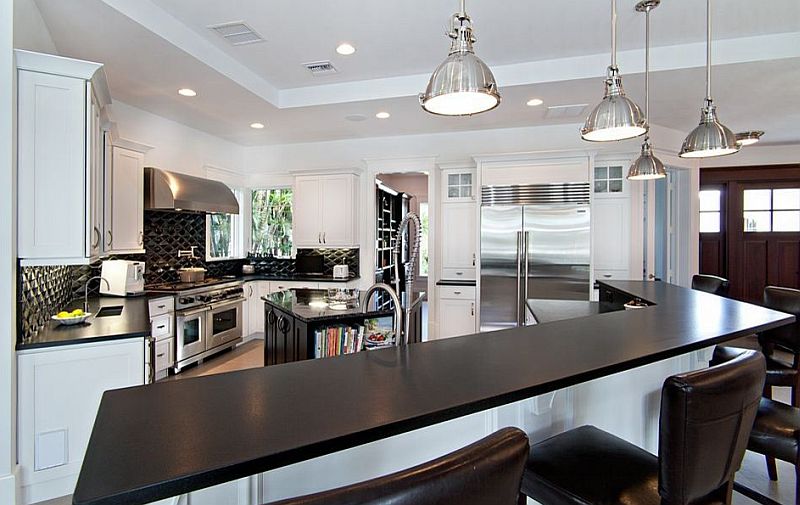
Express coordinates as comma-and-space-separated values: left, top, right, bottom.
73, 281, 795, 505
262, 289, 393, 323
17, 296, 154, 351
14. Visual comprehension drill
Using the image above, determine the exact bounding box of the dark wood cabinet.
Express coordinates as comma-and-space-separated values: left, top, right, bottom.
264, 306, 310, 366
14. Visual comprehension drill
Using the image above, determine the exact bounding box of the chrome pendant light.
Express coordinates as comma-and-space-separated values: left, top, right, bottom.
679, 0, 739, 158
419, 0, 500, 116
735, 130, 765, 146
581, 0, 647, 142
628, 0, 665, 180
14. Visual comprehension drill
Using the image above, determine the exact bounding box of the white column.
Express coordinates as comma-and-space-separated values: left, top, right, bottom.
0, 0, 19, 503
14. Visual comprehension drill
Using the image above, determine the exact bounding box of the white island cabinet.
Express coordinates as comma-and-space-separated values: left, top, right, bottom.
293, 174, 360, 248
17, 338, 145, 504
16, 50, 112, 266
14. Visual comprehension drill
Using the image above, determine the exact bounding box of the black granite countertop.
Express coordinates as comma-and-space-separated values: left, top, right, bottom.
527, 299, 621, 324
262, 289, 393, 323
17, 296, 154, 351
73, 281, 794, 505
240, 273, 360, 283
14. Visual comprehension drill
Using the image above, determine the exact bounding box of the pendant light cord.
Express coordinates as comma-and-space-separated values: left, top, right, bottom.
645, 7, 650, 127
611, 0, 617, 68
460, 0, 466, 16
706, 0, 712, 101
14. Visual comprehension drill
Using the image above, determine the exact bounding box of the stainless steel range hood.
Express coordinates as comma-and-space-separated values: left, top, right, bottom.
144, 167, 239, 214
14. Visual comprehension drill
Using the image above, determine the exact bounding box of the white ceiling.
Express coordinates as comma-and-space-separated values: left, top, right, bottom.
32, 0, 800, 147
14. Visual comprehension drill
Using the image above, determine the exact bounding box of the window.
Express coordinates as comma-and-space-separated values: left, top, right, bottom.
419, 202, 429, 276
743, 188, 800, 232
699, 189, 721, 233
594, 165, 624, 193
447, 173, 472, 199
207, 189, 244, 260
251, 188, 293, 258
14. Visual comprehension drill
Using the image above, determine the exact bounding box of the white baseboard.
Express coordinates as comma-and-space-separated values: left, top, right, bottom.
0, 468, 19, 505
241, 332, 264, 344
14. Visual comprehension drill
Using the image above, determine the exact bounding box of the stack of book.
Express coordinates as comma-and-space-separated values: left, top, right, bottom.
314, 325, 366, 358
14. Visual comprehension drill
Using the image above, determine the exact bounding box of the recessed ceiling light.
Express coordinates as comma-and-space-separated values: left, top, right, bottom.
375, 112, 391, 119
345, 114, 367, 122
336, 43, 356, 56
178, 88, 197, 97
526, 98, 544, 107
250, 122, 265, 129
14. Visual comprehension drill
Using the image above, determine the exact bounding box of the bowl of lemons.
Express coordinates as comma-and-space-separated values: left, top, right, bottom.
52, 309, 91, 326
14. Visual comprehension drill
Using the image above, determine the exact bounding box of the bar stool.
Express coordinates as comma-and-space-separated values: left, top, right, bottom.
520, 349, 765, 505
691, 274, 730, 297
266, 427, 529, 505
759, 286, 800, 408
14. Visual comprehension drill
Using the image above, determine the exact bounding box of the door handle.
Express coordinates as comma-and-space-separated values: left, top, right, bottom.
523, 231, 530, 308
323, 232, 326, 244
472, 253, 476, 267
471, 302, 474, 316
516, 231, 522, 326
106, 230, 113, 247
92, 226, 101, 249
318, 232, 322, 244
248, 285, 254, 297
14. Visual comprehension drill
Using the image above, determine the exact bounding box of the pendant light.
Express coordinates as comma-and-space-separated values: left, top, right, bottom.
419, 0, 500, 116
679, 0, 739, 158
627, 0, 665, 180
581, 0, 647, 142
735, 131, 765, 146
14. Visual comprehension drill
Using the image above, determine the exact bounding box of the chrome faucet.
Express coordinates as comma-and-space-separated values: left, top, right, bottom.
84, 276, 110, 313
362, 283, 404, 345
392, 212, 422, 343
177, 246, 199, 259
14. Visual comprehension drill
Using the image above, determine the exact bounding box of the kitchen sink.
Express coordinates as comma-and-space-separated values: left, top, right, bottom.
95, 305, 123, 317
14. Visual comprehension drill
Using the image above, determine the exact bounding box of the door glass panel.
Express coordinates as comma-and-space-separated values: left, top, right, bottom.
448, 187, 459, 198
594, 180, 608, 193
700, 212, 721, 233
460, 186, 472, 198
773, 189, 800, 210
609, 180, 623, 193
594, 166, 608, 179
699, 190, 721, 211
743, 189, 772, 210
773, 211, 800, 232
460, 173, 472, 185
448, 174, 459, 185
744, 211, 771, 232
182, 318, 200, 345
608, 166, 623, 179
212, 307, 237, 334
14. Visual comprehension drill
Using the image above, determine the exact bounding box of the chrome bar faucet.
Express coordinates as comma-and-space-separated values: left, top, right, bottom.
177, 246, 199, 259
84, 276, 111, 313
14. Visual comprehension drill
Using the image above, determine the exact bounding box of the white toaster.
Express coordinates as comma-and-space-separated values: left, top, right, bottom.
333, 265, 349, 279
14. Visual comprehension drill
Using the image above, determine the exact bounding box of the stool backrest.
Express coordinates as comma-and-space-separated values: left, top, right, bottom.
266, 427, 529, 505
658, 349, 765, 505
760, 286, 800, 352
691, 274, 730, 297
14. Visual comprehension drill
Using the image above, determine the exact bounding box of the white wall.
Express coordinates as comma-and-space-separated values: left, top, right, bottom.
12, 0, 56, 54
2, 0, 18, 502
700, 143, 799, 168
111, 101, 245, 176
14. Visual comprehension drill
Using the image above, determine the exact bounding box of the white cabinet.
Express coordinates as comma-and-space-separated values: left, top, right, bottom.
437, 286, 476, 339
17, 339, 145, 504
442, 169, 475, 201
269, 280, 319, 292
293, 174, 359, 248
244, 281, 271, 337
16, 50, 111, 266
104, 145, 145, 254
441, 202, 477, 280
592, 197, 631, 272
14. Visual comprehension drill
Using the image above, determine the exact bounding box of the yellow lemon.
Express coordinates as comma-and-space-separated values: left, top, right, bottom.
57, 311, 69, 318
71, 309, 84, 316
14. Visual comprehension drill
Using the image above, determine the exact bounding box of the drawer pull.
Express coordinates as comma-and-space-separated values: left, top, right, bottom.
156, 353, 165, 358
456, 271, 463, 276
454, 291, 462, 295
603, 274, 612, 278
157, 305, 166, 309
156, 325, 166, 329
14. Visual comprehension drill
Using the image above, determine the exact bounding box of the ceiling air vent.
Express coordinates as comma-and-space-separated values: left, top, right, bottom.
303, 61, 338, 75
544, 104, 589, 119
207, 21, 265, 46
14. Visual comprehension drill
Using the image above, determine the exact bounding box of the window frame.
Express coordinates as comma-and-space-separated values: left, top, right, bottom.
206, 187, 247, 261
250, 186, 294, 259
699, 188, 723, 234
742, 187, 800, 233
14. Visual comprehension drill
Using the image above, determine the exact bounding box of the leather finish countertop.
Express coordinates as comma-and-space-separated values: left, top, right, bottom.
73, 281, 794, 505
17, 296, 154, 351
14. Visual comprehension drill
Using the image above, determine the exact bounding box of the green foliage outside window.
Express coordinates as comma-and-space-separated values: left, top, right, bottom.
209, 213, 233, 258
252, 188, 293, 257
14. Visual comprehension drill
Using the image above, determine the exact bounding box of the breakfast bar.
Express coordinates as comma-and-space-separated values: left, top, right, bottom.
72, 281, 794, 505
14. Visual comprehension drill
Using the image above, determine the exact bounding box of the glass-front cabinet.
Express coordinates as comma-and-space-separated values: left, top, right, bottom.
442, 169, 475, 201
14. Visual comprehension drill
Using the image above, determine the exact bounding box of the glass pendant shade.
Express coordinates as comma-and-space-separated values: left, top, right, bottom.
628, 139, 666, 180
582, 68, 647, 141
420, 8, 500, 116
679, 100, 740, 158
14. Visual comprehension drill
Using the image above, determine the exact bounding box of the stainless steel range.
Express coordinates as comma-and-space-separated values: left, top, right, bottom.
149, 279, 245, 372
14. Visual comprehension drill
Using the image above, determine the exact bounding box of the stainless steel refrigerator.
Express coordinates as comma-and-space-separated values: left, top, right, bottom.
480, 183, 590, 332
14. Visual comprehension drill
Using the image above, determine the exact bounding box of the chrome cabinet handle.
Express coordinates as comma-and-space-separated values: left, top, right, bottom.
92, 226, 101, 249
472, 253, 476, 267
138, 231, 144, 245
454, 291, 462, 295
156, 325, 166, 329
471, 302, 474, 316
248, 285, 254, 297
106, 230, 113, 247
156, 353, 165, 358
523, 231, 530, 309
603, 274, 612, 278
323, 232, 326, 244
456, 271, 463, 276
318, 232, 322, 244
516, 231, 522, 326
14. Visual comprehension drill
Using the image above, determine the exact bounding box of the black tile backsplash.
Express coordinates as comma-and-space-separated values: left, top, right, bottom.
18, 210, 360, 341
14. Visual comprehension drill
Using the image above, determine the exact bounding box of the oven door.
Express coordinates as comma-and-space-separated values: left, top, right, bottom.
176, 307, 208, 363
206, 298, 244, 350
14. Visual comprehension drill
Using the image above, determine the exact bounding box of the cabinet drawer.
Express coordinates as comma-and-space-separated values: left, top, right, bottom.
150, 313, 173, 340
594, 270, 629, 282
439, 286, 476, 300
148, 297, 174, 317
154, 338, 173, 372
442, 267, 475, 280
271, 281, 319, 292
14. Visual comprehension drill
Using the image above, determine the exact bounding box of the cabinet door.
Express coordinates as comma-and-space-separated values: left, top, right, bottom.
293, 177, 322, 247
442, 202, 477, 273
108, 147, 145, 253
17, 71, 87, 260
438, 298, 476, 339
320, 175, 356, 247
87, 86, 104, 260
592, 198, 631, 272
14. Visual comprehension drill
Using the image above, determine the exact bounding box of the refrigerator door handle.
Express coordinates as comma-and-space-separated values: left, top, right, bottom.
516, 231, 522, 326
523, 231, 530, 320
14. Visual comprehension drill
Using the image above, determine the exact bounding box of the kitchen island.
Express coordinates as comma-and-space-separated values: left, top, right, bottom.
73, 281, 794, 505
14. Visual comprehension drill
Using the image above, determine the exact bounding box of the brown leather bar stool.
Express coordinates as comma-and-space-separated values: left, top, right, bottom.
711, 346, 800, 505
759, 286, 800, 408
266, 427, 529, 505
520, 349, 765, 505
691, 274, 731, 296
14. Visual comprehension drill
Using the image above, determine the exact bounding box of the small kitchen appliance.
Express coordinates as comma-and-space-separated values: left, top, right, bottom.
333, 264, 350, 279
100, 260, 145, 296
